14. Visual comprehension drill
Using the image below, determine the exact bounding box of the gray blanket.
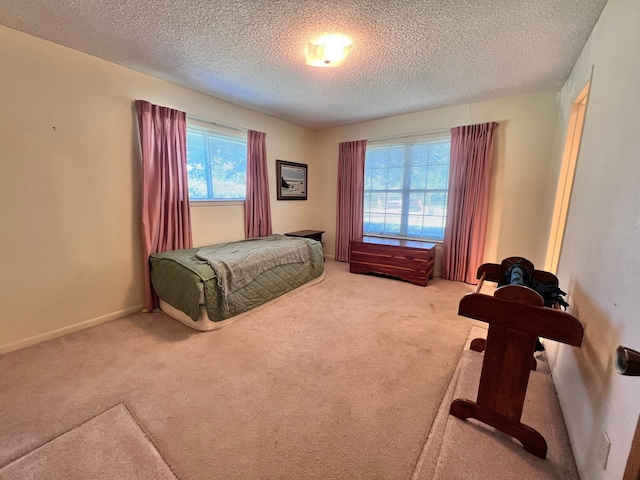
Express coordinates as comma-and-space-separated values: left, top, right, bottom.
195, 235, 314, 303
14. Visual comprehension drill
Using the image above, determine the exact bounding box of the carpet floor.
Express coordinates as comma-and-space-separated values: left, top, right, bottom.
0, 260, 475, 479
0, 404, 177, 480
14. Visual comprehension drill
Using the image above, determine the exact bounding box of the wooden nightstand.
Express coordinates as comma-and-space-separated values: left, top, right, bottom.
285, 230, 324, 243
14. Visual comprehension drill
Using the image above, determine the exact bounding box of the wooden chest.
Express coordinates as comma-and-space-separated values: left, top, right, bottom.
349, 236, 436, 286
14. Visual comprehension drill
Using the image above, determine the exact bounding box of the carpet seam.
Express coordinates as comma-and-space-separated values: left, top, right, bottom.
0, 402, 128, 470
120, 403, 182, 480
409, 334, 469, 480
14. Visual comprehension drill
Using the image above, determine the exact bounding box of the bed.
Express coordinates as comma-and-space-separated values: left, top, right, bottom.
149, 234, 325, 331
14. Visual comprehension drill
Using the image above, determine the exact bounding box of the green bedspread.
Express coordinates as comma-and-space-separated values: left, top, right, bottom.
149, 235, 324, 323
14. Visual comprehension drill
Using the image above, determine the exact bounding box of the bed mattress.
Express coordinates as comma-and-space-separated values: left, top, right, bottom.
149, 236, 324, 330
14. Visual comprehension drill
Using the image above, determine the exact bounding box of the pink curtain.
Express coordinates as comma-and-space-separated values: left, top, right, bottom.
245, 130, 272, 238
335, 140, 367, 262
443, 122, 498, 284
135, 100, 192, 311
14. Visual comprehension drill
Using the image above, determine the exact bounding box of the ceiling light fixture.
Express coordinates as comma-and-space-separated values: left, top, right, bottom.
306, 34, 353, 67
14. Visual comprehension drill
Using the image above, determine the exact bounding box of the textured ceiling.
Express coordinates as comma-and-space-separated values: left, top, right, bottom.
0, 0, 607, 129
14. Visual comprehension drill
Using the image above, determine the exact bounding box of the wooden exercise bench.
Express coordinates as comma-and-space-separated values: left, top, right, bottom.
449, 257, 583, 459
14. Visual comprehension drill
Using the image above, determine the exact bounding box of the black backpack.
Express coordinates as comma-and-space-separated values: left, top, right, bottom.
498, 261, 569, 351
499, 261, 569, 309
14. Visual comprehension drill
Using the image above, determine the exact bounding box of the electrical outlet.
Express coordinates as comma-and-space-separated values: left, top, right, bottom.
598, 431, 611, 469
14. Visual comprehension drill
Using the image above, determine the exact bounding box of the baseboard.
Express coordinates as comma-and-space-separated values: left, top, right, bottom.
0, 305, 144, 355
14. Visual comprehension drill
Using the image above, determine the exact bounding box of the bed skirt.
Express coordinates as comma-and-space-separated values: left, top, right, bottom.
159, 272, 324, 331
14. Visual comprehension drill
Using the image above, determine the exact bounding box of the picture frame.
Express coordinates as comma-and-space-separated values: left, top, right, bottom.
276, 160, 307, 200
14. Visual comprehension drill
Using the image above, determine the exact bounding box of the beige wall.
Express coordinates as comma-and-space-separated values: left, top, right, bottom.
0, 25, 564, 362
544, 1, 640, 479
316, 91, 561, 267
0, 26, 317, 352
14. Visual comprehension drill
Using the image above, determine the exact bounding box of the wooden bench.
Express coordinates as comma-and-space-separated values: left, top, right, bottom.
349, 236, 436, 286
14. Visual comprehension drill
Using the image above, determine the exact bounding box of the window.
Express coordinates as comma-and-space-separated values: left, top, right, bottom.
186, 124, 247, 201
363, 135, 450, 241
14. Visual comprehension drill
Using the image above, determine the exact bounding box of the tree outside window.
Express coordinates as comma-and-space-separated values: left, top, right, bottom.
186, 125, 246, 201
364, 137, 450, 241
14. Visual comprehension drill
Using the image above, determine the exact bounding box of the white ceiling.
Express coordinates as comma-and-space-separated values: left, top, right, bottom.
0, 0, 607, 130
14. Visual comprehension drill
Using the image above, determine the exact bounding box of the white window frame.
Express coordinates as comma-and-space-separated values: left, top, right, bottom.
363, 132, 451, 242
186, 120, 247, 203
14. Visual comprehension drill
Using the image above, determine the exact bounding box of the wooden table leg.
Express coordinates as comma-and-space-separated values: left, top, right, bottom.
470, 336, 537, 370
451, 325, 548, 458
450, 399, 548, 458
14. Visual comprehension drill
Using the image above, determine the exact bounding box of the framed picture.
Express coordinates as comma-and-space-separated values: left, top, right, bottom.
276, 160, 307, 200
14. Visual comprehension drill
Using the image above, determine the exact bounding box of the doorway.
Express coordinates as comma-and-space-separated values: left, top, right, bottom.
544, 83, 590, 273
624, 414, 640, 480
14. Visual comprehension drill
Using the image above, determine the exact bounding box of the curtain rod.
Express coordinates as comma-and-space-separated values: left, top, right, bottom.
186, 114, 248, 133
368, 128, 451, 144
